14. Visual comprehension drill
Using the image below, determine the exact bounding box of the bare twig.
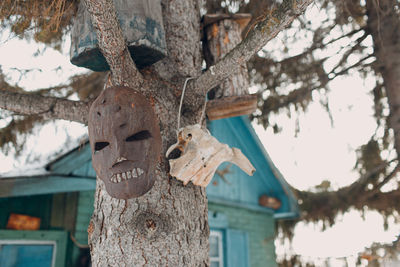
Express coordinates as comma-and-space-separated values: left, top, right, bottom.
347, 158, 398, 193
269, 27, 363, 66
368, 162, 400, 195
328, 31, 369, 75
329, 54, 374, 77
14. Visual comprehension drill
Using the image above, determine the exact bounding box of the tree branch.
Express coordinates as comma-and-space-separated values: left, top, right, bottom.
83, 0, 144, 88
0, 89, 90, 124
284, 26, 365, 63
193, 0, 314, 96
328, 31, 369, 75
329, 54, 374, 77
346, 159, 398, 193
296, 158, 399, 223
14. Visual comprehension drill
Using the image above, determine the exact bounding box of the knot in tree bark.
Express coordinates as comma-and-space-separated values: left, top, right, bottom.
130, 211, 172, 241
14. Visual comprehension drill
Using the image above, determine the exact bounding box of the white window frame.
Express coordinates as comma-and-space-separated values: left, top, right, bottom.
210, 230, 224, 267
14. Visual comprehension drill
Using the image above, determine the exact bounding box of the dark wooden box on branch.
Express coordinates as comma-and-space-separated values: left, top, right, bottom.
70, 0, 167, 71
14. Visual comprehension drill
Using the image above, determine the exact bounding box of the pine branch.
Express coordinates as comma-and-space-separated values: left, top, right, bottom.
83, 0, 144, 88
256, 53, 373, 118
296, 158, 399, 223
193, 0, 315, 96
287, 26, 365, 62
0, 89, 90, 124
0, 115, 45, 156
365, 189, 400, 212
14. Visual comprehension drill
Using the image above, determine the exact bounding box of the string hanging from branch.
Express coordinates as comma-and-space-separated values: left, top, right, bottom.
166, 79, 255, 187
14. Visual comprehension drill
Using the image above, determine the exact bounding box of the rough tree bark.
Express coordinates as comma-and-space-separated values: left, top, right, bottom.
366, 0, 400, 157
203, 14, 259, 121
0, 90, 90, 124
0, 0, 314, 265
203, 14, 251, 99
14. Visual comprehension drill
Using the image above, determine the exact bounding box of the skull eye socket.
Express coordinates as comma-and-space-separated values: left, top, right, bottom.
126, 130, 152, 142
94, 142, 110, 152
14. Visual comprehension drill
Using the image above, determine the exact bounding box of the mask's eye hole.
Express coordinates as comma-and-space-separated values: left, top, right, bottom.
126, 130, 152, 142
94, 142, 109, 152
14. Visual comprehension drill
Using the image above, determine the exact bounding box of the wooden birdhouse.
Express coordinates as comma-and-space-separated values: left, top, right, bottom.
70, 0, 167, 71
203, 14, 258, 120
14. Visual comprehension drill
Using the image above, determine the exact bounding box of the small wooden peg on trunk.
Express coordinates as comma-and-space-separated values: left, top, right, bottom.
203, 13, 257, 121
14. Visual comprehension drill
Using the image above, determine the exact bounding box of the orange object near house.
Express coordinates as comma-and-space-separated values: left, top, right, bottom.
6, 213, 41, 230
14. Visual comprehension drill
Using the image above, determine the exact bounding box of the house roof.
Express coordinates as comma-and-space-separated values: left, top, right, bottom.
0, 116, 299, 219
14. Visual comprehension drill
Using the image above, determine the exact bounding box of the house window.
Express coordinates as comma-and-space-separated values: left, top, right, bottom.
0, 230, 67, 267
209, 230, 224, 267
0, 241, 56, 267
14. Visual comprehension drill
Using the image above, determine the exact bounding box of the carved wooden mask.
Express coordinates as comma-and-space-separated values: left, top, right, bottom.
88, 86, 161, 199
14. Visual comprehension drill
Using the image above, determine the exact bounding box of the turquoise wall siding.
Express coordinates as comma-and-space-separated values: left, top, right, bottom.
0, 195, 52, 229
71, 190, 95, 263
207, 119, 278, 206
74, 191, 95, 244
207, 117, 298, 217
209, 202, 277, 267
48, 144, 95, 178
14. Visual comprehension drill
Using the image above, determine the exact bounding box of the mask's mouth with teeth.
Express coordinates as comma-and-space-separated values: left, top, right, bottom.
110, 168, 145, 183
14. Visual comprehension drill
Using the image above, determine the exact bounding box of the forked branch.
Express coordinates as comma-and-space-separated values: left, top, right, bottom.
83, 0, 144, 87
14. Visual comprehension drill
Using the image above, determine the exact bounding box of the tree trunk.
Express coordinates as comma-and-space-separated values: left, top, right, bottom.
366, 0, 400, 156
87, 0, 210, 266
203, 14, 251, 99
202, 14, 259, 121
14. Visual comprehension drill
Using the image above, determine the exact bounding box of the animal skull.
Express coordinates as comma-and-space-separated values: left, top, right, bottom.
166, 124, 255, 187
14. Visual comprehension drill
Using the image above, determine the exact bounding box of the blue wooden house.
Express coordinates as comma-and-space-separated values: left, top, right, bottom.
0, 116, 298, 267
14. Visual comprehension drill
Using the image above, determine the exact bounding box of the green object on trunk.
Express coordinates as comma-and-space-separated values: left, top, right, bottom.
70, 0, 167, 71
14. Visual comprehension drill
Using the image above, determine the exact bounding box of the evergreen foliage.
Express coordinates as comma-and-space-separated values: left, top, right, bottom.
205, 1, 400, 250
0, 0, 78, 49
